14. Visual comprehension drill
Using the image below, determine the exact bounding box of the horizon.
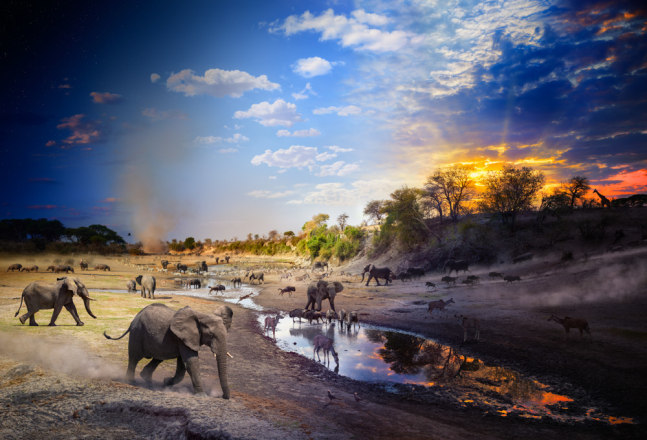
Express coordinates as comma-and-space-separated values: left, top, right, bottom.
2, 0, 646, 245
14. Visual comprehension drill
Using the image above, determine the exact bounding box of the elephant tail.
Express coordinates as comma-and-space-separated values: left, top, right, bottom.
14, 294, 24, 317
103, 327, 131, 340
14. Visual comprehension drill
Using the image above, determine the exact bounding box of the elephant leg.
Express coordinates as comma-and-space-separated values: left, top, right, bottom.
164, 357, 186, 386
126, 356, 142, 383
305, 297, 314, 310
64, 303, 83, 326
140, 358, 163, 384
49, 303, 65, 326
180, 346, 204, 394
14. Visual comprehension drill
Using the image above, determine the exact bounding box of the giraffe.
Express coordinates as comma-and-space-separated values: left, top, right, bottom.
593, 189, 612, 208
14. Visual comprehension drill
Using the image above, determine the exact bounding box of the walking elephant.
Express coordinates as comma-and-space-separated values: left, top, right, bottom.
104, 303, 233, 397
443, 259, 469, 275
14, 277, 97, 326
305, 280, 344, 311
361, 264, 395, 286
126, 280, 137, 292
136, 275, 156, 298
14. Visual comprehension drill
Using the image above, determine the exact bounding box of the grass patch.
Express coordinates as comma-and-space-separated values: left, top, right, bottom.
607, 327, 647, 341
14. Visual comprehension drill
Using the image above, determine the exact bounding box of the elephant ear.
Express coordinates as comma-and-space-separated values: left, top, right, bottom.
332, 281, 344, 293
213, 305, 233, 331
170, 307, 201, 352
59, 277, 78, 296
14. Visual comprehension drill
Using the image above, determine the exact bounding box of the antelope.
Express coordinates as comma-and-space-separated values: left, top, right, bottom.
264, 313, 282, 338
456, 314, 480, 343
313, 334, 339, 365
427, 298, 454, 316
547, 314, 591, 339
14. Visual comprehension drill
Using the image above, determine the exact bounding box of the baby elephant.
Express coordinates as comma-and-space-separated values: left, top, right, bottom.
104, 303, 233, 397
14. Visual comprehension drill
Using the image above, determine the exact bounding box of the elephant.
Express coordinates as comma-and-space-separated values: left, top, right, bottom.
246, 272, 264, 284
361, 264, 395, 286
197, 261, 208, 272
7, 263, 22, 272
176, 263, 188, 273
305, 280, 344, 311
312, 261, 328, 272
126, 280, 137, 292
224, 256, 230, 264
187, 278, 201, 289
136, 274, 156, 298
160, 260, 169, 269
230, 277, 242, 287
215, 257, 220, 264
94, 263, 111, 271
104, 303, 233, 397
14, 277, 97, 326
21, 265, 38, 272
443, 259, 469, 275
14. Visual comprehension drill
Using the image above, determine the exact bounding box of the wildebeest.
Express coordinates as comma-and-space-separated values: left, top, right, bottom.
7, 264, 22, 272
209, 285, 226, 294
443, 259, 469, 275
94, 263, 110, 271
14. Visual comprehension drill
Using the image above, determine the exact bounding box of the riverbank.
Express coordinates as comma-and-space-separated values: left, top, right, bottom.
0, 251, 645, 439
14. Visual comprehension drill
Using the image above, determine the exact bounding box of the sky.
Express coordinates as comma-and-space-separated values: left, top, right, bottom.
1, 0, 646, 246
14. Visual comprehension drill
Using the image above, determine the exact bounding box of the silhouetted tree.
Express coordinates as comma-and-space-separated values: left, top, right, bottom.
337, 213, 349, 231
563, 176, 591, 208
363, 200, 385, 224
479, 165, 545, 231
427, 165, 474, 222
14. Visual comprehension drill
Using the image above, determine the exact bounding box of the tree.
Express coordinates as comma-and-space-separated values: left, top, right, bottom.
421, 180, 447, 221
337, 213, 349, 231
563, 176, 591, 208
283, 230, 295, 237
268, 230, 280, 241
426, 165, 474, 222
381, 187, 431, 247
184, 236, 196, 250
302, 213, 329, 236
479, 165, 545, 231
363, 200, 384, 224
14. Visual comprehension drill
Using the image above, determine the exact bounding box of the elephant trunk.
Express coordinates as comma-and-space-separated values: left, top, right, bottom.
360, 271, 366, 282
82, 295, 97, 319
213, 343, 230, 399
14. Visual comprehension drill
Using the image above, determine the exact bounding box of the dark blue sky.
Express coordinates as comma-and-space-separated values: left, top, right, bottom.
1, 0, 646, 245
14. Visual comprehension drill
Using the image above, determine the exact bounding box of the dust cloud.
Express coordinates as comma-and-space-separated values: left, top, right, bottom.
119, 123, 191, 252
0, 331, 122, 380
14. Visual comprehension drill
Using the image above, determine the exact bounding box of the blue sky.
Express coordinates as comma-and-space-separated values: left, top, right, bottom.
1, 0, 646, 246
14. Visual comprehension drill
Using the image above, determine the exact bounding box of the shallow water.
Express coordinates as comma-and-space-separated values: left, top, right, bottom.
259, 315, 633, 425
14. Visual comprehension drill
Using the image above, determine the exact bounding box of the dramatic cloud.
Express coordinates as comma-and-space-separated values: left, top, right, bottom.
28, 204, 59, 210
288, 179, 396, 205
293, 56, 333, 77
276, 128, 321, 137
142, 108, 188, 121
272, 9, 411, 52
313, 105, 361, 116
247, 190, 295, 199
56, 114, 101, 146
90, 91, 122, 104
45, 140, 56, 147
234, 99, 302, 127
166, 68, 280, 97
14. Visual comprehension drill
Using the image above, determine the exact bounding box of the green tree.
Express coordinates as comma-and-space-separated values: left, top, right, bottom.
381, 187, 430, 248
184, 236, 196, 250
479, 165, 545, 231
363, 200, 384, 224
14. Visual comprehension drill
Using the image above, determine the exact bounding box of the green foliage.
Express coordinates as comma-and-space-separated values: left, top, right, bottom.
183, 236, 196, 250
380, 187, 430, 248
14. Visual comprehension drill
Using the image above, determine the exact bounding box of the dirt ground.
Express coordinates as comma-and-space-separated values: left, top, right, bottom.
0, 250, 645, 439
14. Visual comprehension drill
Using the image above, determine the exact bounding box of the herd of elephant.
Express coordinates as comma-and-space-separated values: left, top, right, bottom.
6, 262, 111, 273
13, 275, 234, 398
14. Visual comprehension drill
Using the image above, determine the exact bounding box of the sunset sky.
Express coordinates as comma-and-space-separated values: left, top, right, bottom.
1, 0, 646, 244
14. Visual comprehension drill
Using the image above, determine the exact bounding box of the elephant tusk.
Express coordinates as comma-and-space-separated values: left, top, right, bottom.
227, 352, 234, 359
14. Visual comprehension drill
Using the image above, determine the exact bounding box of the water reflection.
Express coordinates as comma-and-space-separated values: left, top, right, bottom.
263, 316, 632, 424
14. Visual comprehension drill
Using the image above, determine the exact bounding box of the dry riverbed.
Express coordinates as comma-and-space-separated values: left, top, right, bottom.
0, 251, 645, 439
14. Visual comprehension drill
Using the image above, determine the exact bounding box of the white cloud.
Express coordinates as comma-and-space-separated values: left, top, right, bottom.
288, 179, 395, 205
219, 148, 238, 154
194, 133, 249, 145
150, 73, 161, 83
247, 190, 295, 199
293, 57, 333, 77
292, 82, 316, 100
276, 128, 321, 137
166, 68, 280, 97
234, 99, 302, 127
327, 145, 353, 153
313, 105, 361, 116
273, 9, 411, 52
317, 161, 359, 177
315, 151, 337, 162
90, 91, 122, 104
251, 145, 319, 169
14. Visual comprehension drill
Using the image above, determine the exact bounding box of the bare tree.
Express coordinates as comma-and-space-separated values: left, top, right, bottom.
426, 165, 474, 222
421, 180, 447, 222
563, 176, 591, 208
363, 200, 384, 224
337, 213, 349, 231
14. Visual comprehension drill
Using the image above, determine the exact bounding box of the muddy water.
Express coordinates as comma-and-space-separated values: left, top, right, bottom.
260, 315, 633, 425
115, 282, 631, 425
